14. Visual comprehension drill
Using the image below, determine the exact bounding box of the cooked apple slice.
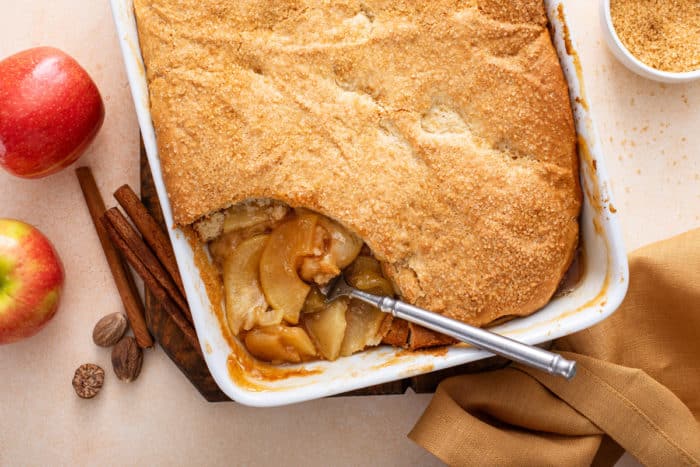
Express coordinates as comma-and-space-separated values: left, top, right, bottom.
339, 301, 386, 356
299, 224, 337, 284
223, 201, 289, 233
223, 235, 281, 335
345, 255, 395, 296
244, 330, 287, 362
223, 205, 270, 233
304, 298, 348, 361
318, 217, 363, 269
346, 255, 380, 274
244, 324, 317, 363
279, 325, 317, 359
302, 286, 327, 314
299, 218, 362, 284
209, 223, 272, 265
348, 273, 394, 296
339, 255, 395, 356
299, 255, 340, 285
260, 214, 318, 324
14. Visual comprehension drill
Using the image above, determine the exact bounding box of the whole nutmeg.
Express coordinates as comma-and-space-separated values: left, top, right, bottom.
93, 312, 128, 347
72, 363, 105, 399
111, 336, 143, 382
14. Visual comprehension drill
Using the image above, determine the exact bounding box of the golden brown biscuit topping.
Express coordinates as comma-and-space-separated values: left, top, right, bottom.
135, 0, 580, 329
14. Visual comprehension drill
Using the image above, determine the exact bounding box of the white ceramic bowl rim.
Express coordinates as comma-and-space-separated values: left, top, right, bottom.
601, 0, 700, 81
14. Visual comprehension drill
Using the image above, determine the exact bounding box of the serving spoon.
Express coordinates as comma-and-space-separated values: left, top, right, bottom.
321, 275, 577, 380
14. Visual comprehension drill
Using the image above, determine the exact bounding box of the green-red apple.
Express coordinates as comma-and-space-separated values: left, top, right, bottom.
0, 47, 104, 178
0, 219, 64, 344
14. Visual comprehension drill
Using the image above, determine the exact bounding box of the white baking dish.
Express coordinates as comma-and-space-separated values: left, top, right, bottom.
110, 0, 628, 407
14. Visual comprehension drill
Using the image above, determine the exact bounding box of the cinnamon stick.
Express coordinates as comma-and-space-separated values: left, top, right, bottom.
114, 184, 186, 298
101, 217, 199, 352
101, 214, 193, 323
103, 207, 191, 319
75, 167, 153, 348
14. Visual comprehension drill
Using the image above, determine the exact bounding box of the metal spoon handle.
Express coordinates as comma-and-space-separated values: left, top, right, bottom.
349, 289, 577, 380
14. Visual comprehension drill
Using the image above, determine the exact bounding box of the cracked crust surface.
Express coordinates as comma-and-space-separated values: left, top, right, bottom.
134, 0, 581, 327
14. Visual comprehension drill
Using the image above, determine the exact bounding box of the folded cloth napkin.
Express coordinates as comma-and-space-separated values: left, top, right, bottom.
409, 229, 700, 466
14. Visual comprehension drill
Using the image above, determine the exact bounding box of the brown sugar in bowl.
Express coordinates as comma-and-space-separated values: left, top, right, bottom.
600, 0, 700, 83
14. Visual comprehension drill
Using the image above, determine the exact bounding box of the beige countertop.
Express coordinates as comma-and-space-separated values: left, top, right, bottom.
0, 1, 697, 465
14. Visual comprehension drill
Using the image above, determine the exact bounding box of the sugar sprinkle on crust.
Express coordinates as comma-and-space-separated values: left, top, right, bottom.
134, 0, 581, 327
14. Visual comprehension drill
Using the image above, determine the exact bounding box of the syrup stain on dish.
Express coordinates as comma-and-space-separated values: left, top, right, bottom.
557, 4, 587, 106
399, 364, 435, 378
226, 355, 321, 392
578, 135, 604, 215
125, 37, 145, 78
593, 217, 604, 235
410, 347, 449, 357
370, 346, 449, 371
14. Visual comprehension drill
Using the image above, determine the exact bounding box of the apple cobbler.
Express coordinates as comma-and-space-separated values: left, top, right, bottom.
135, 0, 582, 364
194, 200, 407, 363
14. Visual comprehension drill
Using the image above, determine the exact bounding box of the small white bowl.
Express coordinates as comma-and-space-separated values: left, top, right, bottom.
600, 0, 700, 83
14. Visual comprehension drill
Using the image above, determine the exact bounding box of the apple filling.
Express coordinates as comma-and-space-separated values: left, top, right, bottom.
197, 200, 395, 364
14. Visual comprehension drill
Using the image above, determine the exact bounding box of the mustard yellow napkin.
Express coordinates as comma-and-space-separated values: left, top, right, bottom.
410, 229, 700, 466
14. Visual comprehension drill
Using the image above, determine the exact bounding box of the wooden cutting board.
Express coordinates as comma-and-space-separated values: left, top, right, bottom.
139, 142, 508, 401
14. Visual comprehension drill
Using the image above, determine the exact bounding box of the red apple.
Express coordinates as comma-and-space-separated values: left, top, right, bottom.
0, 219, 64, 344
0, 47, 104, 178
